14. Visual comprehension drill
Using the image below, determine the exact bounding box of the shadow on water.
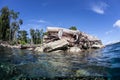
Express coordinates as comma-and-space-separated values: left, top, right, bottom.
0, 43, 120, 79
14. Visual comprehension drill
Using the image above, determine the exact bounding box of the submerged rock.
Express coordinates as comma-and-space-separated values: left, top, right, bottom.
34, 47, 44, 52
76, 69, 90, 76
68, 47, 81, 53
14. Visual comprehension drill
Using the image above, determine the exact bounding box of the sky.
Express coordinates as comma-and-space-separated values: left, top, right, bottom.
0, 0, 120, 45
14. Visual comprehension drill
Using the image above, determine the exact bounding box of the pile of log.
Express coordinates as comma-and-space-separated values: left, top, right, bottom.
36, 27, 104, 53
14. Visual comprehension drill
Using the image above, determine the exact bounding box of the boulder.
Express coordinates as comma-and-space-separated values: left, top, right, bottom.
34, 47, 44, 52
44, 39, 69, 52
51, 50, 64, 53
27, 48, 34, 51
91, 44, 104, 49
68, 47, 81, 53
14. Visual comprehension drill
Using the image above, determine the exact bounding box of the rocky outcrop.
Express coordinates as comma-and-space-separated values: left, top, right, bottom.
35, 27, 104, 53
0, 27, 104, 53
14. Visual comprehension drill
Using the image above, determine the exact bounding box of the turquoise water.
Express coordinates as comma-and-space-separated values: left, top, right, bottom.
0, 42, 120, 80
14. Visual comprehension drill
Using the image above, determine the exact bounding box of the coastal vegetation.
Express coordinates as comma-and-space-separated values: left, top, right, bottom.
0, 6, 103, 53
0, 6, 44, 45
0, 6, 23, 44
30, 28, 44, 44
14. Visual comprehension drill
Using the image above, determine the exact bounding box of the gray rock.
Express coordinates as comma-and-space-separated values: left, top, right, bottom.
91, 44, 104, 49
34, 47, 44, 52
44, 39, 69, 52
68, 47, 81, 53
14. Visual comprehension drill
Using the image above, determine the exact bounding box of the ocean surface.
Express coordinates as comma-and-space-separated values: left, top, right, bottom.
0, 42, 120, 80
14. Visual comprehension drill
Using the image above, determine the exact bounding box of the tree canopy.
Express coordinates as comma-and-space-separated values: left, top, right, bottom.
30, 28, 43, 44
69, 26, 77, 30
18, 30, 28, 44
0, 6, 23, 42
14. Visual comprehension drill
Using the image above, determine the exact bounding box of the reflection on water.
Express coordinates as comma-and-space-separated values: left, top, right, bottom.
0, 43, 120, 79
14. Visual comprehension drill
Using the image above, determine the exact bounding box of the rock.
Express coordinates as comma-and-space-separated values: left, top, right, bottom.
68, 47, 81, 53
34, 47, 44, 52
51, 50, 64, 53
91, 44, 104, 49
44, 39, 69, 52
76, 69, 90, 76
27, 48, 34, 51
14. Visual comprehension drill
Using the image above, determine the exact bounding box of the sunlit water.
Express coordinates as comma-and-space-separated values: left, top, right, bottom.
0, 42, 120, 79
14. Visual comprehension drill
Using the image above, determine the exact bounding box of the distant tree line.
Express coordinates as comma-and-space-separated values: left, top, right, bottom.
0, 6, 44, 45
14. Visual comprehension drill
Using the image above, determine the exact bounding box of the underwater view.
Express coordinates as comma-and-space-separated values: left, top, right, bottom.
0, 42, 120, 80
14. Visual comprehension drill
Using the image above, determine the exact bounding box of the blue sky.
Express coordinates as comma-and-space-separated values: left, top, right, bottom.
0, 0, 120, 44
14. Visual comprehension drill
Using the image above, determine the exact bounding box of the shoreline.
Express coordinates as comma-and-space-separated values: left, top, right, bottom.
0, 41, 105, 54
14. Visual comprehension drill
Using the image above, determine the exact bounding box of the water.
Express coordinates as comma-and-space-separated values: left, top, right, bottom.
0, 42, 120, 80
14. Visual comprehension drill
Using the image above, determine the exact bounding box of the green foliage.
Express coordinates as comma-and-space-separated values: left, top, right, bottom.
69, 26, 77, 30
0, 6, 23, 43
43, 32, 48, 35
0, 6, 10, 41
19, 40, 26, 45
9, 41, 17, 45
18, 30, 28, 44
10, 10, 23, 42
30, 28, 43, 44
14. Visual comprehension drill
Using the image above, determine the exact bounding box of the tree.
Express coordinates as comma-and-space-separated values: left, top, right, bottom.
69, 26, 77, 30
10, 10, 23, 42
30, 28, 43, 44
0, 6, 10, 40
30, 29, 35, 44
18, 30, 28, 44
0, 6, 23, 42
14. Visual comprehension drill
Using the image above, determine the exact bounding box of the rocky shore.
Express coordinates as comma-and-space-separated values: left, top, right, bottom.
0, 27, 104, 53
34, 27, 104, 53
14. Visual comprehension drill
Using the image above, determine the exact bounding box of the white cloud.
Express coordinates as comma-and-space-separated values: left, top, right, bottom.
91, 2, 108, 14
105, 30, 113, 35
113, 20, 120, 28
92, 6, 104, 14
37, 20, 46, 23
29, 19, 48, 24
